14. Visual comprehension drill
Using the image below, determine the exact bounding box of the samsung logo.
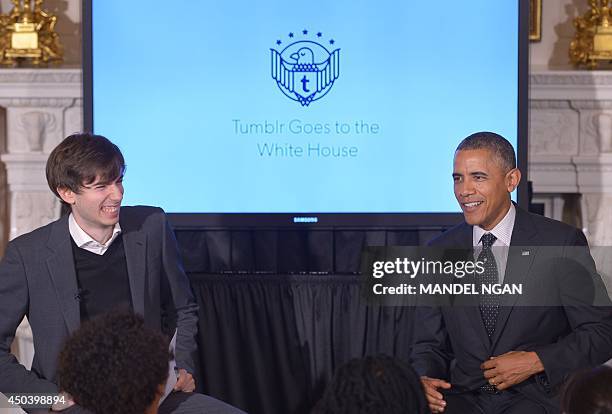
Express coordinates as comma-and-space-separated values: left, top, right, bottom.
293, 216, 318, 223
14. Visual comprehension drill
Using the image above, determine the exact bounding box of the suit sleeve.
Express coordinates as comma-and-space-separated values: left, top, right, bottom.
534, 228, 612, 389
159, 210, 199, 374
0, 242, 58, 395
409, 241, 456, 379
410, 305, 453, 379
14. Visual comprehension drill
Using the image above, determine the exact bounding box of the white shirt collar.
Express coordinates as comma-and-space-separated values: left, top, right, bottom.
473, 203, 516, 247
68, 213, 122, 255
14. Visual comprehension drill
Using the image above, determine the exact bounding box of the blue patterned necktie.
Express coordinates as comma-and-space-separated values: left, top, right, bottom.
478, 233, 499, 338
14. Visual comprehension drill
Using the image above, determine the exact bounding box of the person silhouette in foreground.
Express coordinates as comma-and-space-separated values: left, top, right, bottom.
312, 354, 428, 414
58, 311, 170, 414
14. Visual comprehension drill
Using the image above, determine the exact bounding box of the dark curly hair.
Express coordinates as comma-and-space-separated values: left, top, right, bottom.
311, 355, 429, 414
58, 311, 170, 414
562, 366, 612, 414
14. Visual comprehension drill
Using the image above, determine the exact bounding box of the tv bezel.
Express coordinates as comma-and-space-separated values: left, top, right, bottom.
82, 0, 528, 229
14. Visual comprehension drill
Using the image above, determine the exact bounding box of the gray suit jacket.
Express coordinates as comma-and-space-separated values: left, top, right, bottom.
0, 206, 199, 397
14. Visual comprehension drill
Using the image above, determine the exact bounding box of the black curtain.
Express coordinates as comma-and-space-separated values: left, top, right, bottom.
177, 228, 449, 414
192, 274, 416, 414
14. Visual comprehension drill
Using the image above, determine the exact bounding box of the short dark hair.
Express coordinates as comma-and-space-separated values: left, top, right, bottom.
312, 355, 429, 414
58, 311, 170, 414
562, 366, 612, 414
456, 131, 516, 172
46, 132, 125, 207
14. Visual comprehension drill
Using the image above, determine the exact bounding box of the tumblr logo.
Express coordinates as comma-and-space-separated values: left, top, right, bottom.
271, 30, 340, 106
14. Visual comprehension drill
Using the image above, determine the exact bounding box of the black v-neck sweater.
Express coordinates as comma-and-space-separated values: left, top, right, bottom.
71, 234, 133, 321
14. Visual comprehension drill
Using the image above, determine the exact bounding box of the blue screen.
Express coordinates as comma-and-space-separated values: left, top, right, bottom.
92, 1, 519, 213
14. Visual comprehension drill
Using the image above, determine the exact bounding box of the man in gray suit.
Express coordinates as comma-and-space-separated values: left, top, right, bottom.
0, 133, 243, 413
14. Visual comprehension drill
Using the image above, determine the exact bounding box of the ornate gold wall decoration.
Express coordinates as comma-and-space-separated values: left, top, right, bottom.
0, 0, 63, 66
569, 0, 612, 68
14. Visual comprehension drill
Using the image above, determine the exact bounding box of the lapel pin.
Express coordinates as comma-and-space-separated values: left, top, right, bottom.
521, 250, 530, 256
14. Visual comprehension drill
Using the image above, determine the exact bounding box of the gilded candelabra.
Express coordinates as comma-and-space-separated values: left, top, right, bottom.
0, 0, 63, 66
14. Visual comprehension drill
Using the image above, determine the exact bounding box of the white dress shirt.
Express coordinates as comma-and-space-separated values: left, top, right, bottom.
68, 213, 122, 255
472, 203, 516, 283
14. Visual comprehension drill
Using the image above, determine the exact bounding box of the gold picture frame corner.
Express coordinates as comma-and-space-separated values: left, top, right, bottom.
530, 0, 542, 42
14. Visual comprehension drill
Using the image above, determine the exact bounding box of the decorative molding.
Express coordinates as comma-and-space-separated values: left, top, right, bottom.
570, 101, 612, 110
530, 70, 612, 100
573, 153, 612, 166
529, 73, 612, 239
6, 107, 64, 153
0, 69, 81, 99
529, 71, 612, 195
529, 109, 578, 155
0, 153, 51, 188
64, 105, 83, 137
582, 193, 612, 246
572, 155, 612, 194
529, 100, 572, 109
10, 192, 59, 241
530, 165, 577, 172
528, 156, 578, 193
531, 71, 612, 86
19, 111, 56, 152
0, 69, 81, 84
594, 113, 612, 153
580, 110, 606, 154
0, 97, 78, 107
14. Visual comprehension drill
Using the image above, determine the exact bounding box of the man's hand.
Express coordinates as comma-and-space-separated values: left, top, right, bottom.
173, 368, 196, 392
420, 376, 451, 413
481, 351, 544, 391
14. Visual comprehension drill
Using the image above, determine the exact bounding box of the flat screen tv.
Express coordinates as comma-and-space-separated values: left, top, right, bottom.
83, 0, 528, 227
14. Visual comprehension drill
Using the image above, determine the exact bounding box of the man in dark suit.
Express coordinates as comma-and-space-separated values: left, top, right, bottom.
410, 132, 612, 414
0, 133, 243, 413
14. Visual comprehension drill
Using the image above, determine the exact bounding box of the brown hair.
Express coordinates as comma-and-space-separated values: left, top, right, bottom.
46, 132, 125, 208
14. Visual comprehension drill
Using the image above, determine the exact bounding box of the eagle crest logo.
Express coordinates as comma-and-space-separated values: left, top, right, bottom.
271, 31, 340, 106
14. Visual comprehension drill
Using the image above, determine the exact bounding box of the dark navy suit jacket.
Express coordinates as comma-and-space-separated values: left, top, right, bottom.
410, 206, 612, 412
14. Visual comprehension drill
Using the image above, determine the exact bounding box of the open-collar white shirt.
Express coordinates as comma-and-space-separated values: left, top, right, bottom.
68, 213, 122, 255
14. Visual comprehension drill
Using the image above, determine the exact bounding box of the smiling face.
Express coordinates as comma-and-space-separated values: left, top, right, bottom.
453, 149, 521, 230
58, 175, 124, 242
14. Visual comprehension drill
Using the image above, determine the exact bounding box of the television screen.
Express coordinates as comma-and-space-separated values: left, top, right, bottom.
85, 0, 526, 225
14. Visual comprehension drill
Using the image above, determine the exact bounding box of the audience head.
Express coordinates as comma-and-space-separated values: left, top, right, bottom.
453, 131, 521, 230
312, 354, 428, 414
562, 365, 612, 414
58, 311, 170, 414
